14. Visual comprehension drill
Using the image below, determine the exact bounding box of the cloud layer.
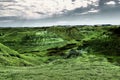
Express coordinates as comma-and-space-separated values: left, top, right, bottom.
0, 0, 120, 26
0, 0, 100, 19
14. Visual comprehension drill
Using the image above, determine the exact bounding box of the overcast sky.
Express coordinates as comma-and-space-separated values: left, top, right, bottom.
0, 0, 120, 27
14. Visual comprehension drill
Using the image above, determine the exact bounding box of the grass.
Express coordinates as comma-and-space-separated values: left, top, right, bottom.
0, 25, 120, 80
0, 43, 33, 66
0, 55, 120, 80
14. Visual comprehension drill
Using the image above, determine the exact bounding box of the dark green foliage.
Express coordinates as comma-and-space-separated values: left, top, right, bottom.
65, 49, 80, 58
109, 26, 120, 36
79, 37, 120, 56
47, 43, 77, 56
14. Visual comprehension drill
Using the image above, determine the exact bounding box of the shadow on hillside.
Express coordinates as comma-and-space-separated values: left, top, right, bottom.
47, 43, 77, 56
78, 27, 120, 56
77, 27, 120, 65
80, 38, 120, 56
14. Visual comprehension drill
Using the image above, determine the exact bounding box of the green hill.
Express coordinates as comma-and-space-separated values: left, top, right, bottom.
0, 26, 120, 66
0, 43, 32, 66
0, 26, 120, 80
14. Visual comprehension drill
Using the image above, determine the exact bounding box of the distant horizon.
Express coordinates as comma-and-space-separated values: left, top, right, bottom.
0, 24, 119, 28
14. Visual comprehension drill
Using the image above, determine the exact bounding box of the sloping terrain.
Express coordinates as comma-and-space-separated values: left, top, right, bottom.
0, 55, 120, 80
0, 43, 33, 66
0, 25, 119, 80
0, 26, 120, 66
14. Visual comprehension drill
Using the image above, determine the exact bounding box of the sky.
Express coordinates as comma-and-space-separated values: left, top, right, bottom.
0, 0, 120, 27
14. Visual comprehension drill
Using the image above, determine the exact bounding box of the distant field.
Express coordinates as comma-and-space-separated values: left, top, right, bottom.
0, 25, 120, 80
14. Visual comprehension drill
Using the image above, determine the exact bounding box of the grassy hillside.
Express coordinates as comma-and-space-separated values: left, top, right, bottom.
0, 25, 120, 80
0, 43, 33, 66
0, 55, 120, 80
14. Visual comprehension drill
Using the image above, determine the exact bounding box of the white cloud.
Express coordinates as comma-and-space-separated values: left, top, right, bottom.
105, 1, 116, 5
80, 8, 99, 15
0, 0, 99, 19
118, 0, 120, 4
88, 9, 99, 13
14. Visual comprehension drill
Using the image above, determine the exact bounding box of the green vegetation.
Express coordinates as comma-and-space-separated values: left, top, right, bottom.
0, 25, 120, 80
0, 55, 120, 80
0, 43, 33, 66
